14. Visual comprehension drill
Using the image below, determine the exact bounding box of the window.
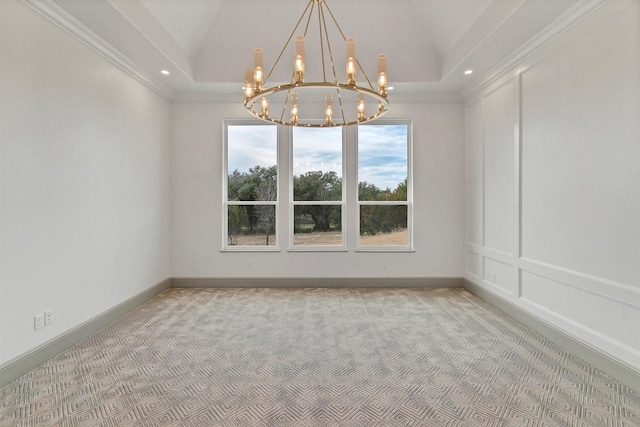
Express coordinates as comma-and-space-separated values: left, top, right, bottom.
223, 120, 411, 252
357, 123, 412, 250
223, 123, 278, 250
291, 127, 344, 249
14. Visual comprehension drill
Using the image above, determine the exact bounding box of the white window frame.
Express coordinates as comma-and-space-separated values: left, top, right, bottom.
222, 119, 280, 252
356, 120, 413, 252
289, 126, 347, 252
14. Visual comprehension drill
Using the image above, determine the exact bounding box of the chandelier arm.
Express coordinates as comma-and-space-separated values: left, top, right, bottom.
335, 87, 347, 125
322, 0, 348, 42
317, 2, 327, 82
279, 88, 291, 123
320, 4, 338, 85
302, 0, 314, 37
323, 0, 377, 91
319, 5, 346, 124
356, 59, 376, 91
264, 0, 314, 84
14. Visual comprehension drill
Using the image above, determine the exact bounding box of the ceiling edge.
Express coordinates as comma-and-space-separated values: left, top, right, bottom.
20, 0, 175, 100
460, 0, 612, 100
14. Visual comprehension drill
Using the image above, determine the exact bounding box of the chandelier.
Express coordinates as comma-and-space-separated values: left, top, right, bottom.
243, 0, 389, 127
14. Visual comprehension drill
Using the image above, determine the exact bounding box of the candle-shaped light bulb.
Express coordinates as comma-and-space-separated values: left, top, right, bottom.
291, 92, 299, 125
260, 97, 268, 118
294, 35, 305, 83
254, 48, 264, 91
377, 54, 388, 97
254, 67, 263, 92
346, 38, 356, 85
357, 93, 365, 121
325, 93, 333, 125
243, 67, 254, 101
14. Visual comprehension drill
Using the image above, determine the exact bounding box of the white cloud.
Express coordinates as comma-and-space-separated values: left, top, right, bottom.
292, 127, 342, 176
227, 125, 277, 173
227, 124, 408, 191
358, 125, 407, 190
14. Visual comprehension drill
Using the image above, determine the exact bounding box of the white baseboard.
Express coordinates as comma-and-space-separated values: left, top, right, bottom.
0, 278, 171, 388
463, 278, 640, 393
171, 277, 463, 288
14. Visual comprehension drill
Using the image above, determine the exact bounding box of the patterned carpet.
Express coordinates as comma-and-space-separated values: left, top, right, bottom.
1, 287, 639, 426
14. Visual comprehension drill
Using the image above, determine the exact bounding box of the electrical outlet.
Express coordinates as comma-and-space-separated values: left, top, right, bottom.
44, 310, 53, 326
382, 262, 388, 270
34, 313, 44, 330
491, 272, 496, 282
248, 261, 253, 270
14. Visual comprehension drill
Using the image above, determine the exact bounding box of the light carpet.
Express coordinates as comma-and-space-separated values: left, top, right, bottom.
1, 287, 639, 426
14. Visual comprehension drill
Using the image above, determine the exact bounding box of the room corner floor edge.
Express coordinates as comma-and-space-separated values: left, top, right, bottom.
0, 278, 171, 388
463, 278, 640, 394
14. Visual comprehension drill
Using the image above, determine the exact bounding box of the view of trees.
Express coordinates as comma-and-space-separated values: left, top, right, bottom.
294, 170, 342, 233
227, 165, 277, 245
359, 178, 408, 236
228, 166, 407, 245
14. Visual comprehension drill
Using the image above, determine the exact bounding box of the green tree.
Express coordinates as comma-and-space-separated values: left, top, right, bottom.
228, 205, 249, 245
358, 181, 382, 201
255, 174, 277, 244
392, 178, 407, 201
294, 171, 342, 231
358, 178, 408, 235
227, 165, 277, 237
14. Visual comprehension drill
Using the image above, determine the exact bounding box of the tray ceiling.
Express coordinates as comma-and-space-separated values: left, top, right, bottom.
46, 0, 581, 100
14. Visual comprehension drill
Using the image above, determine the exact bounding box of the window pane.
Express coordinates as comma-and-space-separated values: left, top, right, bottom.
293, 127, 342, 201
293, 205, 342, 246
227, 125, 277, 201
359, 205, 408, 246
228, 205, 276, 246
358, 125, 407, 201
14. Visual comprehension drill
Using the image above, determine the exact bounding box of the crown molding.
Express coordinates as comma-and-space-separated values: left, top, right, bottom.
460, 0, 617, 100
20, 0, 175, 100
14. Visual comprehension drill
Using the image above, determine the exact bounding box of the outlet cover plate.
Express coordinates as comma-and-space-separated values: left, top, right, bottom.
44, 310, 53, 326
34, 313, 44, 330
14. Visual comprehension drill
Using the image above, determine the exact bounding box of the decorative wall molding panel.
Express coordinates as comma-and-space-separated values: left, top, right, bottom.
520, 257, 640, 309
464, 0, 640, 386
464, 279, 640, 393
483, 257, 514, 295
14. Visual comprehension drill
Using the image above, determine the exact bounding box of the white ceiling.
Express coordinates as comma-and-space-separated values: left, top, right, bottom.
48, 0, 581, 100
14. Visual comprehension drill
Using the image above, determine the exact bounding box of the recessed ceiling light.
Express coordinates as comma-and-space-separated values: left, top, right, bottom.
388, 86, 394, 91
161, 70, 170, 75
464, 69, 473, 75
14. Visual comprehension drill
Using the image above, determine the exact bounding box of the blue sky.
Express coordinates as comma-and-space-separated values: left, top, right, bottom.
227, 125, 277, 173
228, 124, 407, 190
358, 125, 407, 190
292, 127, 342, 177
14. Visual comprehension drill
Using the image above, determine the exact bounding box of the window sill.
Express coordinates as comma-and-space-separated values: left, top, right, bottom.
221, 247, 280, 252
355, 248, 415, 253
288, 247, 348, 253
